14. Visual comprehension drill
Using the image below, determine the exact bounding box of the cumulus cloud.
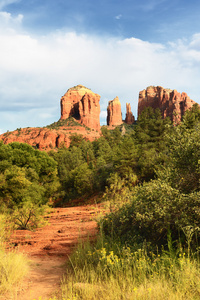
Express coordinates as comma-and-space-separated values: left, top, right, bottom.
0, 22, 200, 133
0, 10, 23, 34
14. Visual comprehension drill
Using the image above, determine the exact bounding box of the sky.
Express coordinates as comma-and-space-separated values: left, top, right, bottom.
1, 0, 200, 133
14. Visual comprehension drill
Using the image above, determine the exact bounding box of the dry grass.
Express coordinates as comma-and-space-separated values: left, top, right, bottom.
0, 214, 29, 299
59, 239, 200, 300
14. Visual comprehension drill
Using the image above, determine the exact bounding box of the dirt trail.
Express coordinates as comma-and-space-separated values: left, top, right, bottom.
6, 202, 105, 300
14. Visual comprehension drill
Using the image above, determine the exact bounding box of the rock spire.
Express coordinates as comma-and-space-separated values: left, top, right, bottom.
107, 96, 123, 126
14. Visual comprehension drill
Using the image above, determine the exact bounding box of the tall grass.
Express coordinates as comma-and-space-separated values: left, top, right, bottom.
0, 249, 29, 296
0, 214, 29, 299
60, 236, 200, 300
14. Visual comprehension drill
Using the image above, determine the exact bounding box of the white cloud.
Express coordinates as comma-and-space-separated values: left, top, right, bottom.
0, 11, 23, 33
0, 24, 200, 133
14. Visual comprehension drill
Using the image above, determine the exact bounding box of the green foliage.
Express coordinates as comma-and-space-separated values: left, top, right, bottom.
182, 103, 200, 129
46, 116, 82, 129
0, 142, 59, 229
73, 163, 94, 195
102, 180, 200, 248
69, 133, 86, 148
103, 173, 137, 211
158, 124, 200, 193
133, 107, 172, 181
135, 107, 171, 146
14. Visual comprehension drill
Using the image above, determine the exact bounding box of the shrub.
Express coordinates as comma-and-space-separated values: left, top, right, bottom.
101, 180, 200, 249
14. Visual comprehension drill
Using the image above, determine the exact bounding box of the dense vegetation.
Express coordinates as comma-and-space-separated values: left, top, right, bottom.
1, 103, 200, 299
0, 142, 60, 229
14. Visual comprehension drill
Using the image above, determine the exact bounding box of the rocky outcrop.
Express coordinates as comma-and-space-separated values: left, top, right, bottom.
125, 103, 135, 124
138, 86, 197, 123
0, 84, 102, 150
107, 96, 123, 126
60, 85, 101, 131
0, 122, 101, 151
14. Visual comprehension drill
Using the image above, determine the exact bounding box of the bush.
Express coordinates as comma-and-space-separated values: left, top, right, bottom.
158, 125, 200, 193
0, 142, 59, 229
101, 180, 200, 249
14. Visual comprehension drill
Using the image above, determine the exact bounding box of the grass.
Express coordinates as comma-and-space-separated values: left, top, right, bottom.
0, 249, 29, 297
58, 236, 200, 300
30, 202, 200, 300
30, 246, 200, 300
0, 214, 29, 299
1, 203, 199, 300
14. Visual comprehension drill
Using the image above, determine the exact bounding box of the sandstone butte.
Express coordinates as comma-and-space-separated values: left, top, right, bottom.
60, 84, 101, 131
138, 86, 198, 123
0, 85, 101, 151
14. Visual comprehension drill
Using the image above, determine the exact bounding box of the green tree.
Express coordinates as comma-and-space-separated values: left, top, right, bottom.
157, 124, 200, 193
134, 107, 172, 181
182, 103, 200, 129
0, 142, 59, 229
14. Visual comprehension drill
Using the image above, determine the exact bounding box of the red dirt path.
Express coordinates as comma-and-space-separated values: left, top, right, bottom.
5, 202, 105, 300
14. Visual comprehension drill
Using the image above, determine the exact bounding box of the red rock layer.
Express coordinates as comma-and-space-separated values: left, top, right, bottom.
0, 125, 100, 151
107, 96, 123, 126
138, 86, 197, 123
60, 85, 101, 131
125, 103, 135, 124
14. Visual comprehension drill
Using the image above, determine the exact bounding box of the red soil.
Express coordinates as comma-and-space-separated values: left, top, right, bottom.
5, 202, 106, 300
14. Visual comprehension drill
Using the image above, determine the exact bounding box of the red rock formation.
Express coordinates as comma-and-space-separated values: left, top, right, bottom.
0, 123, 101, 151
0, 84, 102, 150
125, 103, 135, 124
60, 85, 101, 131
107, 96, 123, 126
138, 86, 197, 123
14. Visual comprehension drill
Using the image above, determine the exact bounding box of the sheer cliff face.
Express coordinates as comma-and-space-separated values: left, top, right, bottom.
138, 86, 197, 123
60, 85, 101, 131
107, 96, 123, 126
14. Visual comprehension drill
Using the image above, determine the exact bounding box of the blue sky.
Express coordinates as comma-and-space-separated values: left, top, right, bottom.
0, 0, 200, 133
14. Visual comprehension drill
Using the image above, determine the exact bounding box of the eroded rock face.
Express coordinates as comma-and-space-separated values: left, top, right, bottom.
107, 96, 123, 126
0, 124, 100, 151
60, 85, 101, 131
138, 86, 197, 123
125, 103, 135, 124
